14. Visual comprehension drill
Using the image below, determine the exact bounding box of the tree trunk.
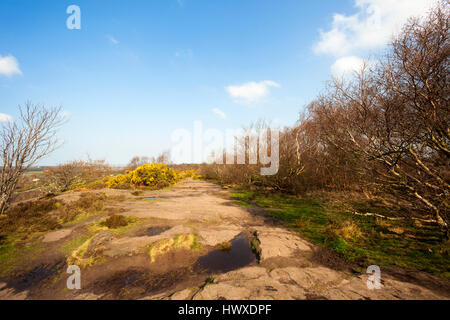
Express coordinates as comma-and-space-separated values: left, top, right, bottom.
0, 192, 9, 215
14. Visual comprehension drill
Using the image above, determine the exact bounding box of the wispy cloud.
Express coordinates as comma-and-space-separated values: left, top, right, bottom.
0, 55, 22, 76
212, 108, 227, 119
331, 56, 371, 76
226, 80, 280, 104
106, 34, 119, 45
0, 113, 13, 123
314, 0, 438, 74
177, 0, 185, 7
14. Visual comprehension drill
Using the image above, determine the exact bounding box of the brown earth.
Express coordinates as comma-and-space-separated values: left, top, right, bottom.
0, 179, 449, 300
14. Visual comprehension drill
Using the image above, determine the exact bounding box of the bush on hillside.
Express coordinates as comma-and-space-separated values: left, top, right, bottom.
106, 164, 179, 189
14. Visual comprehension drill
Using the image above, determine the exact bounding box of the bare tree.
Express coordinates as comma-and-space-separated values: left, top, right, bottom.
44, 159, 111, 192
308, 3, 449, 236
126, 156, 151, 171
198, 3, 449, 239
156, 150, 171, 164
0, 102, 64, 214
44, 161, 84, 192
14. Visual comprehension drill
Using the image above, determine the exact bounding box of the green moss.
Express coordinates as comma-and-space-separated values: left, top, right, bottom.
61, 234, 90, 256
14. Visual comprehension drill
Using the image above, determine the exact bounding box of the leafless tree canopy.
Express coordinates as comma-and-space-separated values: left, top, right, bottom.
127, 151, 172, 171
308, 4, 449, 232
127, 156, 151, 171
44, 159, 111, 192
0, 102, 64, 214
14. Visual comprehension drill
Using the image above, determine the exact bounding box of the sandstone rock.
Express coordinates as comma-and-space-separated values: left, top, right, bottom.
0, 287, 29, 300
42, 228, 72, 243
197, 226, 242, 246
170, 288, 196, 300
86, 230, 115, 256
193, 267, 306, 300
255, 226, 311, 261
73, 292, 104, 300
270, 266, 343, 290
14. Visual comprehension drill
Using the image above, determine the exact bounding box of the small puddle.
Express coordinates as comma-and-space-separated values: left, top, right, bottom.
196, 233, 256, 273
146, 226, 171, 236
141, 197, 155, 201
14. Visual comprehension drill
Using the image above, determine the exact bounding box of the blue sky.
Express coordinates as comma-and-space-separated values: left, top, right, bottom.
0, 0, 438, 165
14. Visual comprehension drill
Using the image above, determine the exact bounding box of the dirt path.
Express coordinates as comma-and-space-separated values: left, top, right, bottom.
1, 179, 449, 300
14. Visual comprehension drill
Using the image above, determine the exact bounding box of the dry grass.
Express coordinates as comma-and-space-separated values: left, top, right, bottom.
58, 192, 106, 223
0, 192, 109, 239
0, 199, 61, 236
295, 217, 311, 229
326, 219, 362, 241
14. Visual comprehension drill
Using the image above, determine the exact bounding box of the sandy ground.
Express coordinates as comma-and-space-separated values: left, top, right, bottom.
0, 179, 449, 300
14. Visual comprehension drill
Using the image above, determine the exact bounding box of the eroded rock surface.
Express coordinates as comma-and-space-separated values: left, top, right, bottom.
42, 228, 73, 243
3, 179, 449, 300
255, 226, 312, 261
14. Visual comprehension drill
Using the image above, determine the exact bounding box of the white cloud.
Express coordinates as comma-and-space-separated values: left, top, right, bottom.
226, 80, 280, 103
106, 35, 119, 45
0, 55, 22, 76
314, 0, 438, 56
0, 113, 13, 123
331, 56, 370, 76
212, 108, 227, 119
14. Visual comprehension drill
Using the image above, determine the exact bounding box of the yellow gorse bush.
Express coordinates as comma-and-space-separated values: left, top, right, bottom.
106, 164, 198, 189
106, 174, 130, 189
177, 169, 202, 179
129, 164, 177, 186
